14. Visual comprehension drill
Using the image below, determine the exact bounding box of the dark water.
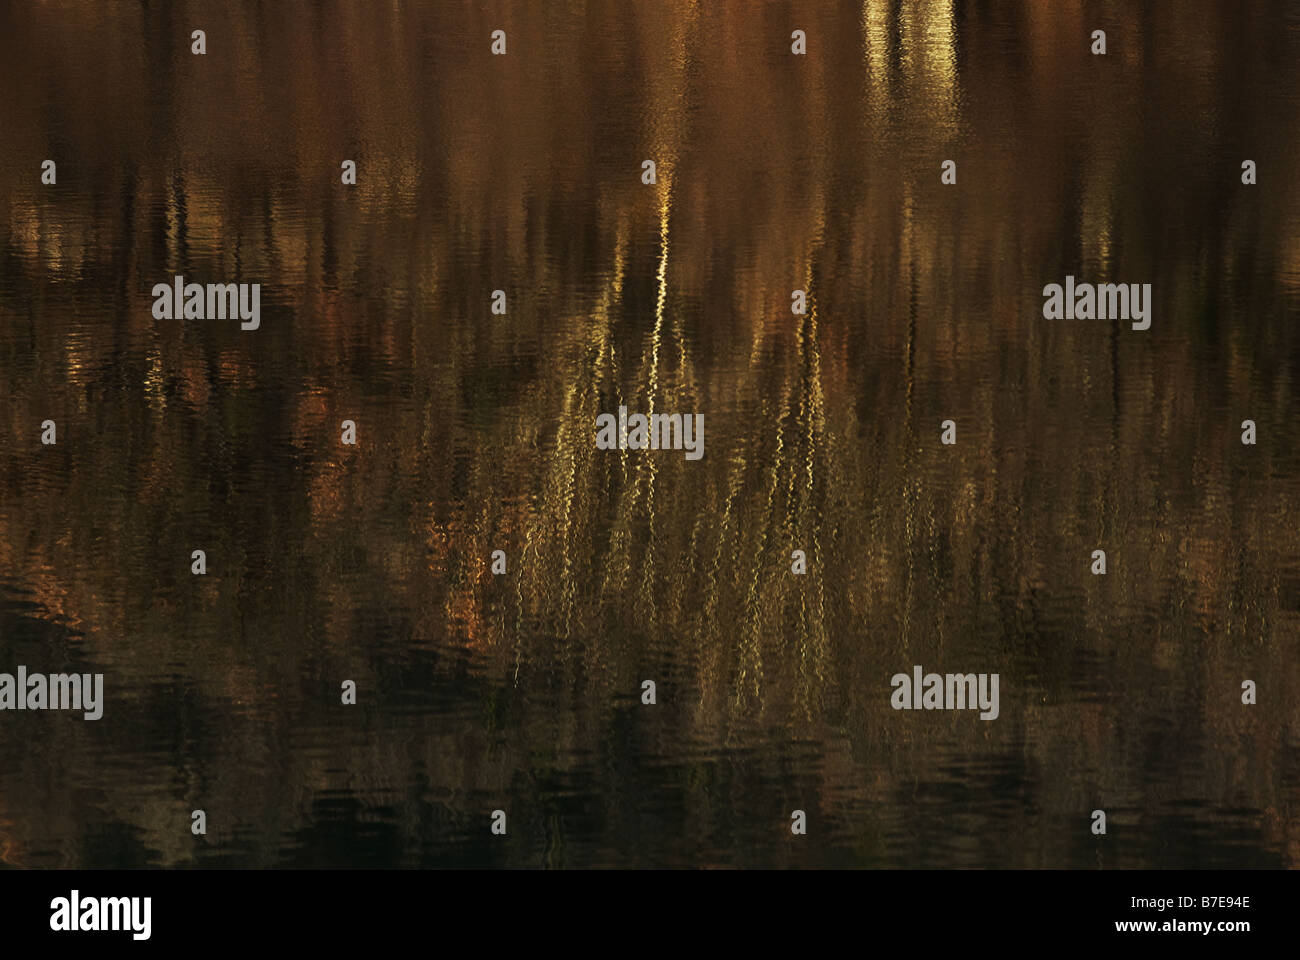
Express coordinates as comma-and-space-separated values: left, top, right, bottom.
0, 1, 1298, 868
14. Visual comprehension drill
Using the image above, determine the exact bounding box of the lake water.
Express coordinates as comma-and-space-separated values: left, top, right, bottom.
0, 1, 1297, 868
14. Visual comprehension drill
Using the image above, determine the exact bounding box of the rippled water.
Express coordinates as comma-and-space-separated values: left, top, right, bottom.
0, 1, 1298, 868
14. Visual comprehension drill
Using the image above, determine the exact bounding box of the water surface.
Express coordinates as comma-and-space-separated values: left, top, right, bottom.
0, 1, 1297, 868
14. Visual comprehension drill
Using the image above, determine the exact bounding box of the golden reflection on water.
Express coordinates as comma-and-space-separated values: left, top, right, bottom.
0, 0, 1297, 867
